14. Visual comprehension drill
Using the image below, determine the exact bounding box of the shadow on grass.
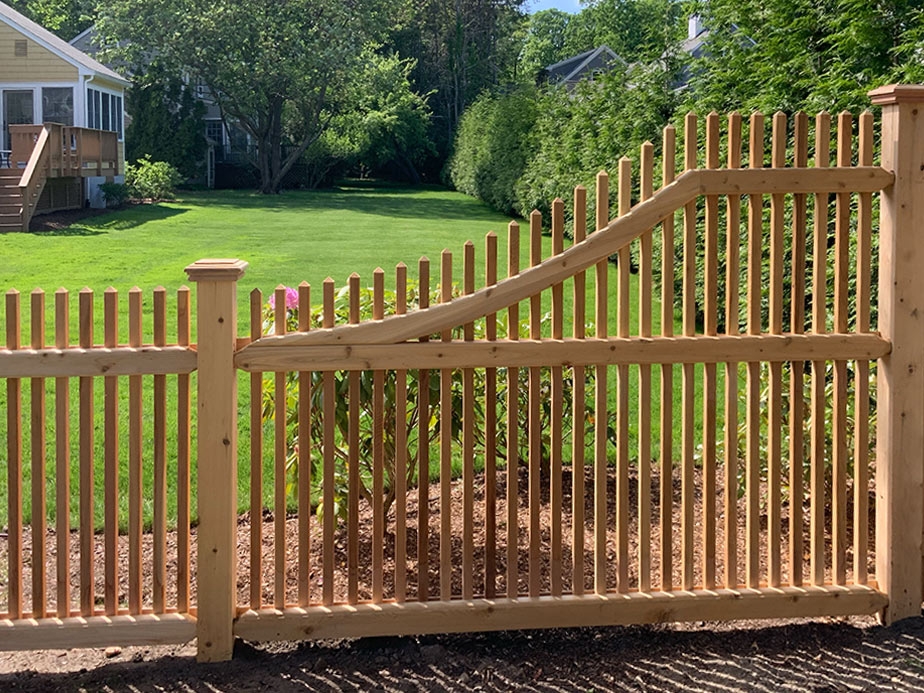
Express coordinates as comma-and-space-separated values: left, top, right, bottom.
184, 185, 512, 223
30, 204, 190, 237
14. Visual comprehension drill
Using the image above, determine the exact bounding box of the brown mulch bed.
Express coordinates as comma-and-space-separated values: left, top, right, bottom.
27, 206, 117, 232
1, 466, 875, 616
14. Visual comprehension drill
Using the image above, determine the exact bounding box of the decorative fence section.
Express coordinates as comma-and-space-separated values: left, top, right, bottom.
2, 85, 924, 663
226, 99, 901, 654
0, 286, 196, 649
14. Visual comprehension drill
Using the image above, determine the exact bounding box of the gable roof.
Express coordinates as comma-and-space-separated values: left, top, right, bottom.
0, 1, 129, 85
544, 45, 624, 85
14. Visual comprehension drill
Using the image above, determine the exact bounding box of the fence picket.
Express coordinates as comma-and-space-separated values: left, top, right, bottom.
6, 289, 22, 619
703, 112, 719, 590
462, 242, 476, 600
724, 112, 742, 589
484, 236, 498, 599
810, 111, 831, 586
550, 199, 565, 597
638, 142, 654, 594
322, 279, 336, 605
54, 288, 70, 617
617, 158, 631, 593
746, 114, 764, 589
417, 259, 431, 602
78, 288, 93, 616
790, 111, 808, 587
274, 285, 288, 608
768, 112, 786, 587
394, 264, 408, 602
506, 222, 520, 598
594, 171, 609, 596
30, 288, 46, 618
833, 111, 852, 586
128, 286, 143, 614
348, 274, 361, 604
572, 185, 587, 597
660, 127, 676, 592
439, 252, 453, 601
177, 286, 191, 612
682, 113, 697, 591
854, 110, 873, 585
528, 211, 542, 598
103, 286, 119, 615
298, 281, 311, 606
373, 269, 385, 603
153, 286, 167, 612
249, 289, 264, 609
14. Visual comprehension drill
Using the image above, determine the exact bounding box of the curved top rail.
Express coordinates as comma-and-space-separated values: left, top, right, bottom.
249, 166, 891, 349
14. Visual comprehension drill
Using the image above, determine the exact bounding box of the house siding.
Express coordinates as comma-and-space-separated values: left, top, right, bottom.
0, 23, 78, 81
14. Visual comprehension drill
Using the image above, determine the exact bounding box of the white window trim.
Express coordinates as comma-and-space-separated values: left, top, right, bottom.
0, 82, 81, 130
85, 80, 124, 141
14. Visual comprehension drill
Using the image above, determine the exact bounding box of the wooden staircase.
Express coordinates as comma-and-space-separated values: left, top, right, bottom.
0, 168, 24, 232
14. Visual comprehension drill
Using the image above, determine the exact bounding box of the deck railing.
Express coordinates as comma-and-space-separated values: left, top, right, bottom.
0, 84, 923, 663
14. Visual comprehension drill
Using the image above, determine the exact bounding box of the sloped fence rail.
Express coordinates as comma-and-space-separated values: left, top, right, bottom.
0, 85, 922, 662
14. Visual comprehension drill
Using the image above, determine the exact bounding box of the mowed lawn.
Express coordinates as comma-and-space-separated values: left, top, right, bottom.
0, 183, 710, 529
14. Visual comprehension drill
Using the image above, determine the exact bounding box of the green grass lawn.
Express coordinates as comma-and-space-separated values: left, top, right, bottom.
1, 182, 717, 529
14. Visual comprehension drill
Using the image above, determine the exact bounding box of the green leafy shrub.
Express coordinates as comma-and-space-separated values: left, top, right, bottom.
125, 155, 183, 200
99, 182, 129, 207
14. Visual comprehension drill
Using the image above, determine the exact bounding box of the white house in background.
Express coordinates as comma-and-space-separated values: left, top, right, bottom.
0, 1, 129, 230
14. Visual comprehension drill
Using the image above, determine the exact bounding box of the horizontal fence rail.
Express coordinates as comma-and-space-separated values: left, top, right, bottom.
4, 85, 924, 663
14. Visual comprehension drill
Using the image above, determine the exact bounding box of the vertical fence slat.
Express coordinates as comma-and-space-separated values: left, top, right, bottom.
297, 281, 311, 606
550, 199, 565, 597
638, 142, 654, 594
30, 288, 46, 618
572, 185, 587, 597
348, 274, 361, 605
322, 279, 336, 606
439, 253, 453, 601
54, 288, 70, 617
810, 111, 830, 586
394, 264, 408, 603
128, 286, 143, 614
462, 242, 476, 600
703, 112, 719, 590
832, 111, 852, 586
528, 212, 542, 599
616, 158, 631, 594
724, 112, 742, 589
790, 111, 808, 587
274, 286, 288, 608
681, 113, 697, 591
6, 289, 22, 619
506, 223, 520, 598
417, 260, 431, 602
78, 288, 93, 616
483, 237, 498, 599
660, 127, 676, 592
373, 269, 386, 603
594, 170, 609, 596
746, 113, 764, 590
176, 286, 191, 612
153, 286, 167, 612
854, 109, 873, 586
103, 286, 119, 616
768, 112, 786, 588
249, 289, 264, 609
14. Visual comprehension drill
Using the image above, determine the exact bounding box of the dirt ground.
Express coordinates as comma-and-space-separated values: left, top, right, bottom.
2, 614, 924, 691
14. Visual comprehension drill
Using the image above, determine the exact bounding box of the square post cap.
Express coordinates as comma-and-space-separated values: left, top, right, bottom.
184, 259, 248, 282
869, 84, 924, 106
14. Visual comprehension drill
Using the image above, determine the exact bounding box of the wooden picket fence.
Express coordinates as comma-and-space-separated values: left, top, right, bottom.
1, 84, 923, 663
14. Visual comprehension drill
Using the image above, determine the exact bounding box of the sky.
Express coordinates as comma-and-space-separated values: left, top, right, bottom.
527, 0, 582, 13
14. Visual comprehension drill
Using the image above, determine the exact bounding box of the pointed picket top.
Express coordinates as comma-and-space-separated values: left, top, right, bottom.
298, 280, 309, 288
395, 261, 407, 269
55, 286, 68, 296
484, 230, 497, 239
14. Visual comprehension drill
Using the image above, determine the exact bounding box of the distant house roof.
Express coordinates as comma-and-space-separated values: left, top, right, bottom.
0, 1, 129, 85
544, 45, 624, 87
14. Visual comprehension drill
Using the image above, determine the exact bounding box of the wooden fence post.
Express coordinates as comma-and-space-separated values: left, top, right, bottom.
185, 258, 248, 661
869, 84, 924, 623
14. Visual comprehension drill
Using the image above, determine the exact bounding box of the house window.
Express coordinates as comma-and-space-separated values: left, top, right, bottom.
86, 88, 123, 139
42, 87, 73, 126
205, 121, 223, 144
14, 40, 27, 57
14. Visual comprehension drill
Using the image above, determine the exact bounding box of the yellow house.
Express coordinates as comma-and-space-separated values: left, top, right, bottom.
0, 1, 129, 231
